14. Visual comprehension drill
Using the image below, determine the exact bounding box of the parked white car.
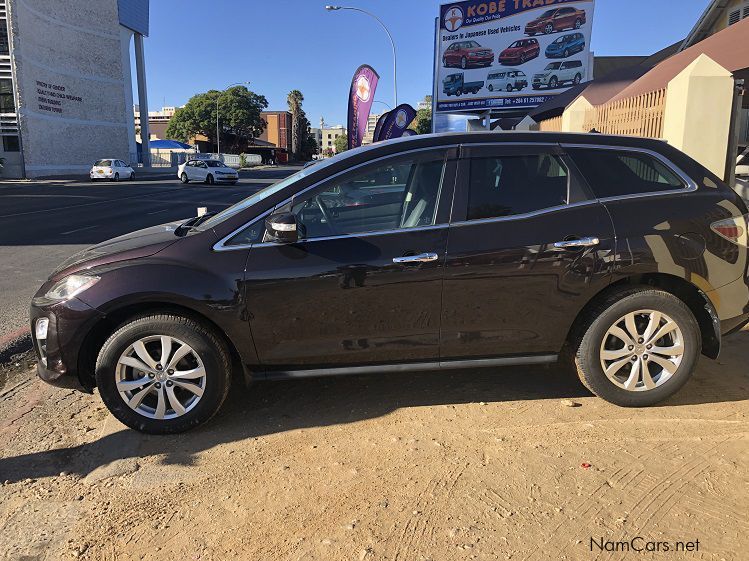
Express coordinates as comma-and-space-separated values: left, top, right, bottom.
90, 159, 135, 181
737, 148, 749, 177
178, 159, 239, 185
486, 69, 528, 92
532, 60, 585, 89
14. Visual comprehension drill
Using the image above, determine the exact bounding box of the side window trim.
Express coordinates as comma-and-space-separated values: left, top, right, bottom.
214, 146, 459, 251
560, 143, 698, 202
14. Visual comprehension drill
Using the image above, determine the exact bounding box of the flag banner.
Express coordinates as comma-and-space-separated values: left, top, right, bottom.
372, 112, 389, 145
347, 64, 380, 149
375, 104, 417, 142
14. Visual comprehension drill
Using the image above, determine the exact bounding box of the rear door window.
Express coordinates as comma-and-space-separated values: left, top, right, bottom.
567, 148, 686, 199
465, 153, 569, 220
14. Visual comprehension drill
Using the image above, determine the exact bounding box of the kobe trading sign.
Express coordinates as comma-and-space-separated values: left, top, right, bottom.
435, 0, 595, 113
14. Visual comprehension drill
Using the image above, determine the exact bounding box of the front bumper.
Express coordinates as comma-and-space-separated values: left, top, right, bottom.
215, 175, 239, 182
467, 55, 493, 66
30, 296, 105, 392
545, 49, 564, 58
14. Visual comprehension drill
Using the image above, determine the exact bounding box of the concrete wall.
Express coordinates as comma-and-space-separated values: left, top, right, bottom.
7, 0, 132, 177
662, 54, 734, 178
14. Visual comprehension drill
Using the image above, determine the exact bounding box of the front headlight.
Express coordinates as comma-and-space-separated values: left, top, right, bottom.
44, 274, 100, 302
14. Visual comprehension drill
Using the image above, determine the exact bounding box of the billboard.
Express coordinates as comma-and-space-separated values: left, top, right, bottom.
435, 0, 595, 114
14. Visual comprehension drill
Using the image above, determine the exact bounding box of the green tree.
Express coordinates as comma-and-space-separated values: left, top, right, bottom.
287, 89, 307, 160
165, 86, 268, 152
411, 95, 433, 135
334, 133, 348, 154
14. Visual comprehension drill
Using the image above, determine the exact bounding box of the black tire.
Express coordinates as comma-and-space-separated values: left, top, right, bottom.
180, 172, 189, 184
572, 288, 700, 407
506, 84, 513, 92
456, 88, 462, 96
112, 172, 119, 182
461, 56, 467, 69
95, 314, 232, 434
488, 84, 494, 92
130, 172, 135, 180
520, 53, 526, 64
549, 76, 558, 88
574, 18, 582, 29
574, 73, 582, 85
563, 48, 570, 58
206, 174, 214, 185
544, 23, 553, 34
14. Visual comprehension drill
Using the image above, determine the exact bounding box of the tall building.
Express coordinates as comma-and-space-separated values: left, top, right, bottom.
362, 112, 382, 145
322, 125, 346, 153
258, 111, 291, 154
134, 105, 178, 142
0, 0, 150, 178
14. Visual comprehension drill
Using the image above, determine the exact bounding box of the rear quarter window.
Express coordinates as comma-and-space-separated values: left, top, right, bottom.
567, 148, 687, 199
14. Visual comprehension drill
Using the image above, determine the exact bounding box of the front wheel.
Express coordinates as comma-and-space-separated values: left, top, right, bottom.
506, 84, 513, 92
563, 48, 570, 58
573, 73, 582, 85
574, 18, 582, 29
129, 172, 135, 180
180, 172, 189, 184
461, 56, 467, 69
95, 314, 232, 434
488, 84, 494, 91
549, 76, 558, 88
573, 288, 700, 407
206, 174, 214, 185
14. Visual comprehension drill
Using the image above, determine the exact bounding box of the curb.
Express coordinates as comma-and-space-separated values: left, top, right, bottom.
0, 327, 32, 364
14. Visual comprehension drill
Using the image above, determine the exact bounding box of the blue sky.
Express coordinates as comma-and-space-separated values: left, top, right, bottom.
138, 0, 710, 126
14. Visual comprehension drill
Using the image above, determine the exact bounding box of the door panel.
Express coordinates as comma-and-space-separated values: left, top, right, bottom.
441, 204, 615, 357
246, 227, 449, 367
440, 145, 615, 359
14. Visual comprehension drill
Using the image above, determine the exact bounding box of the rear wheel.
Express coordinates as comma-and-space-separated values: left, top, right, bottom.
574, 18, 582, 29
112, 172, 119, 182
573, 289, 700, 407
95, 314, 232, 434
206, 174, 214, 185
544, 23, 553, 34
129, 172, 135, 180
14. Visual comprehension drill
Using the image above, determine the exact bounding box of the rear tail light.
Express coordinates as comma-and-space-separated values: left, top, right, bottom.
710, 214, 749, 246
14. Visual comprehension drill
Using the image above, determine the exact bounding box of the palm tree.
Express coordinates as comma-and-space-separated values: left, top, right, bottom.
287, 90, 304, 160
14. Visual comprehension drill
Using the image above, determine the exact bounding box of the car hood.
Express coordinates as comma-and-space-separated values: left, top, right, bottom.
501, 47, 522, 54
526, 18, 548, 25
50, 220, 186, 280
466, 47, 491, 54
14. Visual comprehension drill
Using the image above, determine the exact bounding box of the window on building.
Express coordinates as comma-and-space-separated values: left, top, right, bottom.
3, 136, 20, 152
728, 1, 749, 25
0, 21, 9, 56
466, 154, 569, 221
568, 148, 686, 199
0, 79, 15, 113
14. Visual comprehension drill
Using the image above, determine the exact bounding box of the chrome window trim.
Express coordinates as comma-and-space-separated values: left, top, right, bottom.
212, 145, 459, 252
561, 143, 698, 202
450, 199, 598, 227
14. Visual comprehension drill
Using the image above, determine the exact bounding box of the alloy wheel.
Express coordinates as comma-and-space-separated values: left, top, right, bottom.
115, 335, 207, 419
461, 56, 467, 69
545, 23, 553, 34
599, 309, 684, 392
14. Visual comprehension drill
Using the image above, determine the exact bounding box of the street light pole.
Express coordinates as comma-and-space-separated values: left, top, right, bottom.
216, 81, 249, 155
325, 6, 398, 107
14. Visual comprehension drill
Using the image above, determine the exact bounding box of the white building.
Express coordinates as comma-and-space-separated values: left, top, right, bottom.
0, 0, 151, 178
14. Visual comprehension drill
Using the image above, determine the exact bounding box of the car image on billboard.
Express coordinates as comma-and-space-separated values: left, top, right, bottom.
435, 0, 595, 114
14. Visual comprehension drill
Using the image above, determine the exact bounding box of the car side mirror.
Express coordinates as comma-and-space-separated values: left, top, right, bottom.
265, 212, 298, 243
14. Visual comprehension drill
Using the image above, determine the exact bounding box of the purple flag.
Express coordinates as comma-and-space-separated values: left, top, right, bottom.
374, 104, 417, 143
372, 112, 388, 146
347, 65, 379, 150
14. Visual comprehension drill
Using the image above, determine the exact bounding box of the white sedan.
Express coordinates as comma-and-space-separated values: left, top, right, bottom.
178, 159, 239, 185
90, 159, 135, 181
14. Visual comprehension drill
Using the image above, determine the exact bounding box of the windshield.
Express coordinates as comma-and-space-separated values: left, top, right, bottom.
205, 160, 225, 168
545, 63, 561, 70
94, 160, 112, 167
467, 41, 480, 48
553, 36, 565, 43
540, 9, 556, 17
509, 41, 521, 48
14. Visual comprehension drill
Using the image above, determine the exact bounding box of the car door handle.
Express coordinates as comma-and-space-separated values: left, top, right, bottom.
553, 237, 600, 249
393, 252, 439, 264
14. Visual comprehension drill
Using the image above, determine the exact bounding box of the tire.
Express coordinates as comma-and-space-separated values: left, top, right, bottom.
488, 84, 494, 91
180, 172, 189, 184
520, 53, 526, 64
549, 76, 558, 88
544, 23, 553, 34
112, 172, 119, 182
572, 288, 700, 407
442, 57, 447, 67
506, 84, 513, 92
573, 73, 581, 85
456, 88, 462, 96
563, 48, 570, 58
575, 18, 582, 29
206, 174, 214, 185
95, 314, 232, 434
129, 172, 135, 181
461, 56, 467, 69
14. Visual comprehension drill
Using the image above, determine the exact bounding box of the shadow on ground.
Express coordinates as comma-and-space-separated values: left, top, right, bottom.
2, 338, 747, 485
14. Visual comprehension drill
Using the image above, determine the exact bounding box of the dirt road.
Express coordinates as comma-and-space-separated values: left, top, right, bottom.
1, 331, 747, 561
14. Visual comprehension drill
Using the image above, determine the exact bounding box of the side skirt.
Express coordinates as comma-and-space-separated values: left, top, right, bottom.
261, 354, 558, 381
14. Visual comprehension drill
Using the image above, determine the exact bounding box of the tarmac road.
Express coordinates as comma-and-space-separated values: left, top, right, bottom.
0, 166, 300, 356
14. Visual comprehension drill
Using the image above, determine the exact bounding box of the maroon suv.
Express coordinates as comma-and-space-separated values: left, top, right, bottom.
442, 40, 494, 69
525, 6, 586, 35
498, 38, 539, 65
